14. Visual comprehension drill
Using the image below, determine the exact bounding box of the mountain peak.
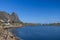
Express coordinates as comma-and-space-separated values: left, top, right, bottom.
0, 11, 22, 23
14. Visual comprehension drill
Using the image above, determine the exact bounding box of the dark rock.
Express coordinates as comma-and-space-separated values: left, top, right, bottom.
11, 12, 20, 23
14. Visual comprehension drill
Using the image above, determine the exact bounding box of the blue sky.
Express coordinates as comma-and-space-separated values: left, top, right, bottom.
0, 0, 60, 23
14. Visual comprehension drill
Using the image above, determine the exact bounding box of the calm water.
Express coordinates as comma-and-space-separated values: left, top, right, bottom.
11, 26, 60, 40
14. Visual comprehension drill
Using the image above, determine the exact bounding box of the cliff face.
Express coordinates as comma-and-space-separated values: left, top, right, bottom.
11, 12, 20, 23
0, 11, 21, 23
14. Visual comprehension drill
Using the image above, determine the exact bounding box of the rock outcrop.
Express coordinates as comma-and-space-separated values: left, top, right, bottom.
11, 12, 20, 23
0, 11, 22, 40
0, 11, 22, 23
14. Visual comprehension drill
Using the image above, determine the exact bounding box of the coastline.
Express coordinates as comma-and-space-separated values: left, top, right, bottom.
0, 26, 22, 40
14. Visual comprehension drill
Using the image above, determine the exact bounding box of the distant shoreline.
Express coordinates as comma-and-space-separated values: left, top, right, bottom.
24, 23, 60, 26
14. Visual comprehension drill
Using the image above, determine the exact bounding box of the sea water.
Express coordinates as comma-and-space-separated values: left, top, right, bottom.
11, 26, 60, 40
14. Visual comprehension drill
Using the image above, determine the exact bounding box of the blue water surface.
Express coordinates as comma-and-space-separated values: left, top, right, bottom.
11, 26, 60, 40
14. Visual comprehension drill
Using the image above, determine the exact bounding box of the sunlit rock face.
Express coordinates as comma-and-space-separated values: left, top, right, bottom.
0, 28, 20, 40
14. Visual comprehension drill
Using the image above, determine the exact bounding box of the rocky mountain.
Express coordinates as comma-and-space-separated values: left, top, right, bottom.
0, 11, 10, 21
0, 11, 21, 23
11, 12, 20, 23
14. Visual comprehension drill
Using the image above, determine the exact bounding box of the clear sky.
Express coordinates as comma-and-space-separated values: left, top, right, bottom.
0, 0, 60, 23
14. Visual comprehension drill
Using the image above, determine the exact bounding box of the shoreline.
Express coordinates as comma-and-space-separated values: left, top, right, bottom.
0, 26, 22, 40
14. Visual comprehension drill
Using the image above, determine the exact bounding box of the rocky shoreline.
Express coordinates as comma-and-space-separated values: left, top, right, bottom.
0, 27, 21, 40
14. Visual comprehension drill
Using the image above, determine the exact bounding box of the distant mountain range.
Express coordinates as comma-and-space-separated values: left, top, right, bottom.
0, 11, 22, 23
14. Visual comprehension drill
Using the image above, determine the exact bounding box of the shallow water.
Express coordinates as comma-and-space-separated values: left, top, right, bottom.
11, 26, 60, 40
